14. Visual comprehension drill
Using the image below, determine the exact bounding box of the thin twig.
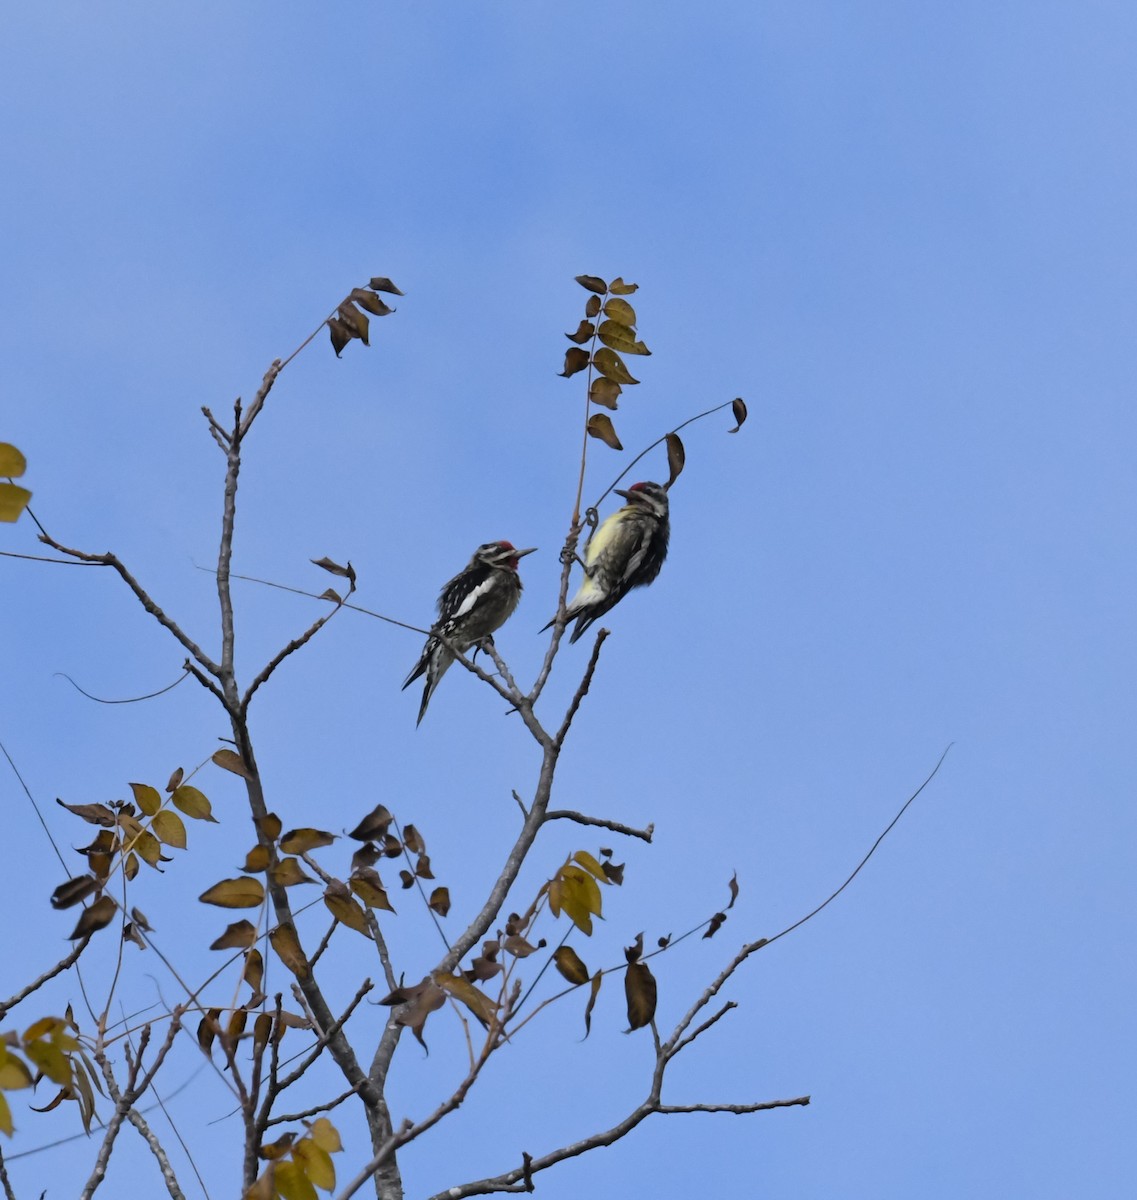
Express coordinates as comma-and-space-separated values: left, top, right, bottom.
544, 810, 653, 843
0, 936, 90, 1020
53, 669, 190, 705
554, 629, 608, 745
263, 1083, 362, 1129
656, 1098, 810, 1115
0, 1144, 16, 1200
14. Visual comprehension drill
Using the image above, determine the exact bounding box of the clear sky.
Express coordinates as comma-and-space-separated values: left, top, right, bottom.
2, 3, 1135, 1198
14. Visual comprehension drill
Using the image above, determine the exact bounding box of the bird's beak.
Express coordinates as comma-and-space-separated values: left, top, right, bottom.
514, 547, 538, 558
614, 489, 634, 501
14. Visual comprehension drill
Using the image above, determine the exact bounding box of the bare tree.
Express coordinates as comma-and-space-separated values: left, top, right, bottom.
0, 273, 942, 1200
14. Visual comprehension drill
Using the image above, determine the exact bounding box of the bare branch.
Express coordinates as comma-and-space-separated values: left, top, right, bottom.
263, 1083, 361, 1129
545, 810, 653, 843
554, 628, 608, 745
656, 1097, 810, 1116
667, 1000, 737, 1058
36, 535, 221, 677
125, 1107, 187, 1200
0, 936, 90, 1021
236, 361, 282, 442
243, 590, 351, 713
0, 1144, 17, 1200
200, 406, 231, 451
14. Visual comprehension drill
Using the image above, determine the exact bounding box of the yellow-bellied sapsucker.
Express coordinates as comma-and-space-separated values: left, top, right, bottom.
403, 540, 536, 724
548, 480, 670, 644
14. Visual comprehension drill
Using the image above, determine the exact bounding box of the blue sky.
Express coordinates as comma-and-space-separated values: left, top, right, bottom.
2, 3, 1135, 1197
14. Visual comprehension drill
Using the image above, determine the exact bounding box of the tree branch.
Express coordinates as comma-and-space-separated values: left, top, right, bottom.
544, 810, 653, 843
0, 936, 90, 1020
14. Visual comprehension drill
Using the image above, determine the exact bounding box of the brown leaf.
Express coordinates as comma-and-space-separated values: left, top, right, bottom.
69, 895, 117, 940
351, 842, 380, 869
382, 833, 402, 858
559, 347, 590, 378
130, 906, 152, 931
51, 876, 99, 911
270, 857, 314, 888
212, 749, 252, 778
310, 556, 355, 581
584, 295, 602, 318
122, 922, 146, 950
327, 318, 352, 356
200, 877, 266, 908
350, 287, 394, 316
435, 972, 497, 1027
565, 320, 595, 345
243, 948, 264, 993
398, 869, 414, 889
553, 946, 590, 986
428, 887, 450, 917
402, 824, 425, 854
703, 912, 727, 939
665, 432, 686, 489
727, 871, 739, 909
56, 799, 116, 827
323, 882, 371, 937
130, 783, 161, 816
597, 319, 650, 356
729, 396, 748, 433
198, 1009, 221, 1054
280, 828, 336, 854
350, 868, 395, 912
575, 274, 608, 294
583, 970, 602, 1037
252, 1012, 273, 1056
624, 932, 645, 963
123, 853, 138, 881
348, 805, 392, 842
319, 588, 343, 603
503, 935, 537, 958
269, 922, 310, 979
625, 960, 657, 1030
368, 276, 405, 296
601, 859, 625, 886
171, 785, 216, 822
609, 277, 638, 295
586, 414, 623, 452
465, 951, 501, 983
226, 1008, 248, 1042
165, 767, 184, 792
588, 377, 621, 410
592, 347, 639, 386
210, 920, 258, 950
414, 853, 434, 880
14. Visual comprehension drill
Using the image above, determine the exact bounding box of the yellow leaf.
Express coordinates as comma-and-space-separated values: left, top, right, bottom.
199, 878, 265, 908
602, 297, 637, 325
294, 1138, 336, 1190
129, 783, 161, 816
592, 346, 639, 385
572, 850, 609, 884
0, 443, 25, 477
309, 1117, 342, 1154
0, 1091, 11, 1136
0, 481, 31, 523
0, 1052, 33, 1091
134, 829, 163, 867
151, 810, 187, 849
434, 972, 497, 1027
275, 1158, 318, 1200
171, 784, 216, 822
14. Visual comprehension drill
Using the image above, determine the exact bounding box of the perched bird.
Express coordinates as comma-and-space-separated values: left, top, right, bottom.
403, 540, 536, 725
548, 480, 670, 644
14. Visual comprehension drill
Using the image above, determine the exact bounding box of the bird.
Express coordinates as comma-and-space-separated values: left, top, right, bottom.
403, 540, 536, 724
546, 480, 670, 644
